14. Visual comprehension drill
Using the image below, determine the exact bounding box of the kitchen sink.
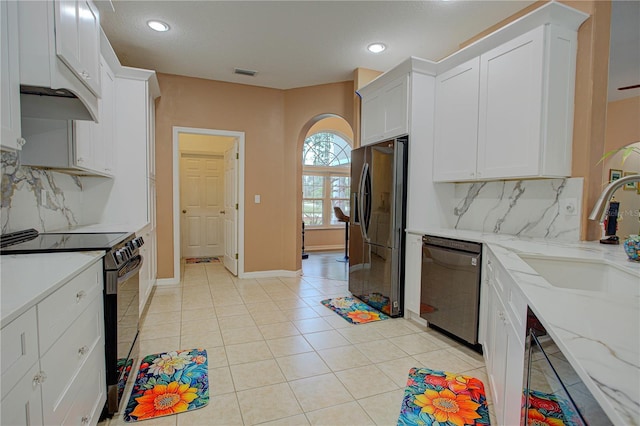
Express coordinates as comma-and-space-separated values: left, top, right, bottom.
518, 254, 640, 296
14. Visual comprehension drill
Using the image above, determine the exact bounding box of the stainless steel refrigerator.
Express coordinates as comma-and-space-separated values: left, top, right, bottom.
349, 136, 407, 317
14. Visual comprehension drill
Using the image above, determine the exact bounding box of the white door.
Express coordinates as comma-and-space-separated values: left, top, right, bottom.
223, 141, 238, 275
180, 154, 224, 258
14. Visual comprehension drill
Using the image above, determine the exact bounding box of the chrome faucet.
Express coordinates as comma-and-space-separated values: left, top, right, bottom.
589, 174, 640, 222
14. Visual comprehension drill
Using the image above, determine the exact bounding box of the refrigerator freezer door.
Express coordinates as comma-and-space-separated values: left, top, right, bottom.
367, 142, 395, 248
350, 243, 401, 317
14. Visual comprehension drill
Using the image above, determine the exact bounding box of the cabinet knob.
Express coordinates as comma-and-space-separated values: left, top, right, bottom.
182, 210, 187, 214
219, 210, 225, 214
81, 416, 90, 424
78, 345, 89, 356
77, 157, 84, 163
76, 290, 86, 303
17, 137, 26, 147
32, 371, 47, 386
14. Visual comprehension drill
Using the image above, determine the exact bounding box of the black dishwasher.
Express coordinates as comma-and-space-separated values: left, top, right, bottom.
421, 235, 482, 348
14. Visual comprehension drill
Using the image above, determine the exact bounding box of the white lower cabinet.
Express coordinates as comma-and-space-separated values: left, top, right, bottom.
403, 233, 424, 318
0, 260, 105, 426
482, 249, 526, 426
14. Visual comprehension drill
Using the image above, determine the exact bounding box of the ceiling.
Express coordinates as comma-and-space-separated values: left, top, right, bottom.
97, 0, 639, 100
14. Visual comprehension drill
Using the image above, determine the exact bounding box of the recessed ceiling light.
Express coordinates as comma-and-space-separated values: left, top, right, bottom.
147, 20, 170, 32
367, 43, 387, 54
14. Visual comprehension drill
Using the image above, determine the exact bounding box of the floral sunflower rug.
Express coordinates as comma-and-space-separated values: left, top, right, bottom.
523, 389, 582, 425
123, 349, 209, 422
397, 367, 490, 426
320, 296, 390, 324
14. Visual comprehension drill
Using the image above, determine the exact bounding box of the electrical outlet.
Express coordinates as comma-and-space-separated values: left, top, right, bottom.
559, 198, 577, 216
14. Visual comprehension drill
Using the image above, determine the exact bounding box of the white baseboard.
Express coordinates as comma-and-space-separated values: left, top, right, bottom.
305, 245, 343, 251
239, 269, 302, 279
156, 277, 180, 286
405, 310, 428, 327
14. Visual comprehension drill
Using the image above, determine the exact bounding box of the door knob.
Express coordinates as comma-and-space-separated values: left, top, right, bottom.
182, 210, 186, 214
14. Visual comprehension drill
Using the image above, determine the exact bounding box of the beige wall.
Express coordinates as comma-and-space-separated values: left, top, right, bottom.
284, 82, 355, 272
605, 97, 640, 152
179, 134, 235, 153
155, 74, 354, 278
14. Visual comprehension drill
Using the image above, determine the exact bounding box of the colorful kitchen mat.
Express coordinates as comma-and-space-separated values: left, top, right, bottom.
398, 367, 490, 426
185, 257, 220, 264
320, 296, 390, 324
117, 357, 134, 405
523, 389, 582, 425
123, 349, 209, 422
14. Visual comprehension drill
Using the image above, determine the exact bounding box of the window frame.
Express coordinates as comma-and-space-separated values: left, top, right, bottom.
302, 131, 352, 228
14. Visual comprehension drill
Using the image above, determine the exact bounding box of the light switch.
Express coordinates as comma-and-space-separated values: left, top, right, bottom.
254, 195, 261, 204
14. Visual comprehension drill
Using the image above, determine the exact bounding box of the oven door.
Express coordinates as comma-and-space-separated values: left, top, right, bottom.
104, 254, 143, 415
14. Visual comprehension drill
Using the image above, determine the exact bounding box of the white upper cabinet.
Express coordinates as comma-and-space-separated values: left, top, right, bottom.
432, 1, 588, 183
75, 56, 115, 176
360, 74, 409, 146
18, 0, 100, 121
54, 0, 101, 97
433, 57, 480, 182
1, 1, 24, 151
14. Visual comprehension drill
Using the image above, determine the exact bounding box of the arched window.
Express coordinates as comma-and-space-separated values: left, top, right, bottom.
302, 132, 351, 226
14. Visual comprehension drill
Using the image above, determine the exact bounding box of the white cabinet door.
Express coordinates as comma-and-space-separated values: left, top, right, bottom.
75, 56, 115, 176
54, 0, 101, 96
361, 91, 384, 145
477, 26, 545, 180
0, 362, 44, 426
1, 0, 23, 151
360, 74, 409, 146
433, 57, 480, 182
382, 75, 409, 140
76, 0, 100, 95
403, 234, 423, 317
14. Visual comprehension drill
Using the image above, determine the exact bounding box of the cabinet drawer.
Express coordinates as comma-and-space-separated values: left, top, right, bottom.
37, 261, 102, 354
41, 295, 104, 424
1, 307, 39, 400
0, 361, 44, 426
60, 346, 106, 426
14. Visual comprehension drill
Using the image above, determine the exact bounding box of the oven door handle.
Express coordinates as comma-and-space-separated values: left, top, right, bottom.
116, 255, 144, 285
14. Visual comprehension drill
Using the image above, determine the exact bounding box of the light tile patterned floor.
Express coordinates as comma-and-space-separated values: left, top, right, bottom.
102, 253, 495, 425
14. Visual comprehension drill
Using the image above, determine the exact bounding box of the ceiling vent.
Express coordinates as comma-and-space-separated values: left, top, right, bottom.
234, 68, 257, 77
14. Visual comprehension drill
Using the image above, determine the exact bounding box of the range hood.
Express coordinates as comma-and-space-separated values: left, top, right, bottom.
20, 86, 93, 121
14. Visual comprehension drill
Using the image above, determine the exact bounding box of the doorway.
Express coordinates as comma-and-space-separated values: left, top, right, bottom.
173, 127, 245, 279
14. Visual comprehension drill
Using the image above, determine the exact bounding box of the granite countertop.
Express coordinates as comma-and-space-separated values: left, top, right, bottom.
408, 227, 640, 425
0, 251, 105, 328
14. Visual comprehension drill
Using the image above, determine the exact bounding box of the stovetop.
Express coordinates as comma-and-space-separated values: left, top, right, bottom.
0, 229, 131, 254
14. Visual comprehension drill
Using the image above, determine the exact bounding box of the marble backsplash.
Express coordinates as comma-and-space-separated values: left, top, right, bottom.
1, 151, 82, 233
448, 177, 583, 241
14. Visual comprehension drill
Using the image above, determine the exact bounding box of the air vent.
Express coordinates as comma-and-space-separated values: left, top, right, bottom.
234, 68, 257, 77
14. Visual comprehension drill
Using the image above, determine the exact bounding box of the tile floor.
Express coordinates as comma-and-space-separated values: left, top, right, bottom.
103, 252, 495, 425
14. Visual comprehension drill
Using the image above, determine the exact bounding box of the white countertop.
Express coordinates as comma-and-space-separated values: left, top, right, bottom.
409, 227, 640, 425
0, 251, 105, 328
49, 222, 150, 234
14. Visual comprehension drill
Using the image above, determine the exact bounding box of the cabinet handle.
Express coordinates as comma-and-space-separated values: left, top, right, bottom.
78, 345, 89, 356
32, 371, 47, 386
81, 416, 90, 424
17, 137, 26, 147
76, 290, 86, 303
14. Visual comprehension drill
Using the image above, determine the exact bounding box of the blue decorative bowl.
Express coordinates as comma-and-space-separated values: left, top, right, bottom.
623, 236, 640, 261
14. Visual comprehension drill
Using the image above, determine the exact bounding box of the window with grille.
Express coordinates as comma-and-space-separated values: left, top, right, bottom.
302, 132, 351, 227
